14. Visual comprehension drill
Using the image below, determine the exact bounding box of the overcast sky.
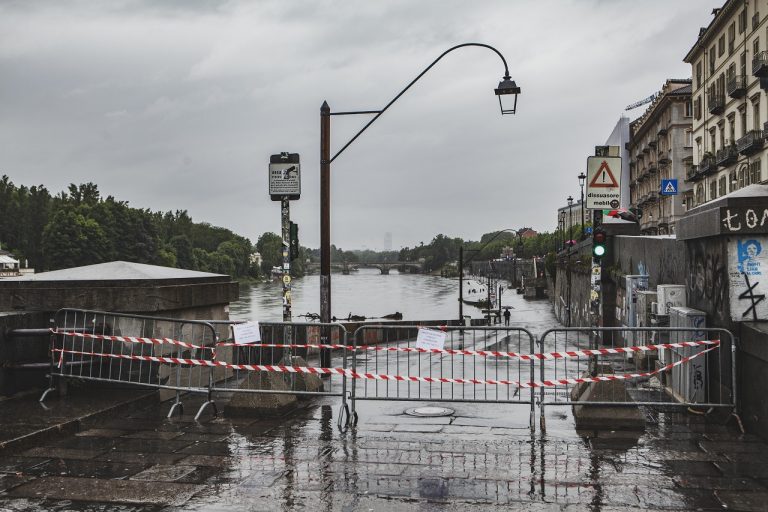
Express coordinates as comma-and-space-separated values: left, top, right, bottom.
0, 0, 714, 251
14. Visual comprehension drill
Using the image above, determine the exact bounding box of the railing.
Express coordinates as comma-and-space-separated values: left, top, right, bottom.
715, 145, 738, 166
736, 130, 764, 154
752, 51, 768, 77
707, 92, 725, 115
727, 75, 747, 98
698, 155, 714, 174
686, 165, 699, 181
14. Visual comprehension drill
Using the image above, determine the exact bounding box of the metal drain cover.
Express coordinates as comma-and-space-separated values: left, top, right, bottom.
404, 406, 454, 417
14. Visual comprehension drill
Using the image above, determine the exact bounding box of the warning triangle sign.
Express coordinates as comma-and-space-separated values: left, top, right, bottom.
589, 160, 619, 188
663, 181, 677, 194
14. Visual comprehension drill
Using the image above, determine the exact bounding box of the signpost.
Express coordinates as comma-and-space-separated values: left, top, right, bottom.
269, 153, 300, 328
586, 156, 621, 210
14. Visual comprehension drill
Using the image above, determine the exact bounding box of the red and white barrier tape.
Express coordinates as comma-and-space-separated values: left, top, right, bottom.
54, 329, 718, 362
53, 330, 213, 352
52, 341, 718, 388
217, 339, 718, 361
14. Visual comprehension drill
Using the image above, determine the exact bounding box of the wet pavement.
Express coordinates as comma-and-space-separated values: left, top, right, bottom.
1, 297, 766, 510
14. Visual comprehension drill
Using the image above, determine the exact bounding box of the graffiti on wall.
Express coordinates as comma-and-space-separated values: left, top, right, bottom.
686, 240, 728, 323
728, 236, 768, 321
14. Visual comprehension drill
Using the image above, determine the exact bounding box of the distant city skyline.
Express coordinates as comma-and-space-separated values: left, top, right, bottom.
0, 1, 713, 250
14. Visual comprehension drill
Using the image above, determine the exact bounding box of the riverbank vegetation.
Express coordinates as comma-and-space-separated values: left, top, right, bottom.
1, 175, 566, 280
0, 176, 271, 279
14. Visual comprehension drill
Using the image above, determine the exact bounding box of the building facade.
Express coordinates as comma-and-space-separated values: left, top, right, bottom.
628, 79, 693, 235
684, 0, 768, 209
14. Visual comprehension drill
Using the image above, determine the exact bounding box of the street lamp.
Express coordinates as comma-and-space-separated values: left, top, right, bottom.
578, 172, 586, 239
568, 196, 573, 247
320, 43, 520, 348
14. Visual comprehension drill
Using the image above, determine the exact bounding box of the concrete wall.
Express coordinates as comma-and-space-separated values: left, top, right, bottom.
0, 312, 51, 395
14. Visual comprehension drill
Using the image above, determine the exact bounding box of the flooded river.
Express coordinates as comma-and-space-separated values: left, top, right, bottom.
230, 268, 493, 322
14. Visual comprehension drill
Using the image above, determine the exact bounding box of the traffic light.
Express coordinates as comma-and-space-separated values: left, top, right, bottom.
289, 222, 299, 261
592, 227, 607, 262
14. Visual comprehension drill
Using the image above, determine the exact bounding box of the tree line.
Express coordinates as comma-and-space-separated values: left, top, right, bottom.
0, 176, 305, 279
1, 176, 568, 280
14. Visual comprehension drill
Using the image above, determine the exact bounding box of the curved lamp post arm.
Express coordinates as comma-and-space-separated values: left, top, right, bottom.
329, 43, 511, 164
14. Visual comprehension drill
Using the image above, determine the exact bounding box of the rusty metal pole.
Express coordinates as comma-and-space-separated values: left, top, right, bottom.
320, 101, 332, 368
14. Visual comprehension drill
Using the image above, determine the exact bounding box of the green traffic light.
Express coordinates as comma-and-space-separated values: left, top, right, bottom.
593, 245, 606, 257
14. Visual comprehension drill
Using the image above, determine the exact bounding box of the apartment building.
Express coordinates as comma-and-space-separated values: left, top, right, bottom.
684, 0, 768, 208
628, 80, 693, 235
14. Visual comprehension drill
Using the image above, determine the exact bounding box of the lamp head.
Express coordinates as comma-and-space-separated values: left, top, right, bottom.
495, 75, 520, 115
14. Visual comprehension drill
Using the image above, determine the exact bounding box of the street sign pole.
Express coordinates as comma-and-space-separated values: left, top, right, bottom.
281, 197, 292, 323
270, 152, 301, 365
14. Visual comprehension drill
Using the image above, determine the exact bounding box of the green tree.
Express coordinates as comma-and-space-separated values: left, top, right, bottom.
256, 232, 282, 274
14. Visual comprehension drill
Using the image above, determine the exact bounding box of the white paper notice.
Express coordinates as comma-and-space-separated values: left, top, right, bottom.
415, 328, 447, 351
232, 321, 261, 345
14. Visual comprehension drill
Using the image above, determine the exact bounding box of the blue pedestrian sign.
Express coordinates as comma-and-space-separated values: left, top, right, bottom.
661, 179, 678, 195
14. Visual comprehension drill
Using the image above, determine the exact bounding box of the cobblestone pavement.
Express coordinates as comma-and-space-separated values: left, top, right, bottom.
0, 390, 766, 511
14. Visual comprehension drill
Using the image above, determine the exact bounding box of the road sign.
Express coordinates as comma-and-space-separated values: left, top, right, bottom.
661, 179, 678, 195
269, 152, 301, 201
586, 156, 621, 209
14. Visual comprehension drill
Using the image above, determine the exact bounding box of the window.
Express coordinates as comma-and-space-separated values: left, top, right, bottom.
740, 8, 747, 33
685, 100, 693, 117
710, 128, 717, 152
710, 46, 716, 73
694, 97, 702, 120
719, 176, 727, 196
730, 170, 738, 192
753, 101, 761, 130
750, 160, 761, 184
719, 35, 725, 57
729, 117, 735, 143
729, 23, 736, 54
741, 51, 747, 76
685, 129, 693, 147
754, 12, 760, 31
709, 178, 717, 200
739, 166, 746, 188
754, 37, 760, 56
696, 184, 704, 205
742, 109, 748, 136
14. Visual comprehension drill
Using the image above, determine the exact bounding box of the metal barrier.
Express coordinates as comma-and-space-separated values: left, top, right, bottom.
210, 321, 351, 429
41, 308, 219, 420
350, 325, 537, 431
537, 327, 737, 432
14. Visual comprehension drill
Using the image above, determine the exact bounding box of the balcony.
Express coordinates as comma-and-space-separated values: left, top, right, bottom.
726, 75, 747, 98
698, 155, 715, 175
707, 92, 725, 115
753, 51, 768, 77
686, 165, 702, 182
764, 122, 768, 137
736, 130, 764, 155
715, 145, 738, 167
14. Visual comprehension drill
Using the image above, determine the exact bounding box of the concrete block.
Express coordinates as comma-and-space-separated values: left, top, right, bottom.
570, 365, 645, 429
283, 356, 324, 398
224, 371, 297, 416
